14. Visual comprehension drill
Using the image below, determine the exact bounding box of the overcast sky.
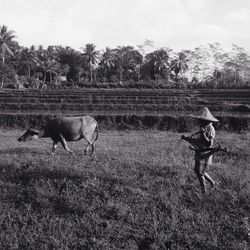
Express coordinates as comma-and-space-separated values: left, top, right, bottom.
1, 0, 250, 52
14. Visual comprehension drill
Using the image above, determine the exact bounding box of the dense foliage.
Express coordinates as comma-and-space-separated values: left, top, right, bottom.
1, 25, 250, 89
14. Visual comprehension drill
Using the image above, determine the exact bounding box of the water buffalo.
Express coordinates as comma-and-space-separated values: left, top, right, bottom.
18, 116, 98, 155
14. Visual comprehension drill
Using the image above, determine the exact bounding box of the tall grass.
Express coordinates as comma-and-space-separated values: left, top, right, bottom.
0, 129, 249, 249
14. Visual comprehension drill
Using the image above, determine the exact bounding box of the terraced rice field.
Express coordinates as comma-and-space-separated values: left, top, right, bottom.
0, 88, 250, 131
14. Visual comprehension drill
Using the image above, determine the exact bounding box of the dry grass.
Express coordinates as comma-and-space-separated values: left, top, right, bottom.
0, 129, 249, 249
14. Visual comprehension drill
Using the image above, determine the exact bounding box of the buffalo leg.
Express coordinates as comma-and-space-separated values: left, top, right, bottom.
59, 135, 73, 154
51, 141, 58, 155
91, 143, 95, 155
84, 137, 95, 155
86, 143, 95, 155
84, 142, 93, 155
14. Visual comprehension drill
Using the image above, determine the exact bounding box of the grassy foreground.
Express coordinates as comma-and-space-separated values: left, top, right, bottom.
0, 129, 249, 249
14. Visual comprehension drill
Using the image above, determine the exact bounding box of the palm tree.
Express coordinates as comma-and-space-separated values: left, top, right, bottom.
34, 46, 46, 84
170, 51, 189, 79
145, 49, 170, 82
0, 25, 16, 88
55, 45, 82, 83
115, 46, 128, 84
81, 43, 99, 84
114, 46, 143, 84
99, 47, 116, 81
34, 46, 62, 87
127, 49, 143, 82
46, 46, 61, 85
18, 46, 37, 78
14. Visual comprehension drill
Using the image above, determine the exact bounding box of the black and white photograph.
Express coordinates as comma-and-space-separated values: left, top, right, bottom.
0, 0, 249, 249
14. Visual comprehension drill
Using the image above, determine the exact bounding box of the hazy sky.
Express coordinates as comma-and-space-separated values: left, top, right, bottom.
1, 0, 250, 52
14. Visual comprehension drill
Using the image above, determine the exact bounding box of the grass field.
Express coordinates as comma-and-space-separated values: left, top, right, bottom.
0, 129, 249, 249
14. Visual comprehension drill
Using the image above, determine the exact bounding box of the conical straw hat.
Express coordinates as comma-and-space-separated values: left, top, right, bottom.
190, 107, 219, 122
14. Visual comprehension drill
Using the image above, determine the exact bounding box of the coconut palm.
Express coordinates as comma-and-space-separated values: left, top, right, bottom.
18, 46, 37, 78
127, 49, 143, 82
115, 46, 129, 84
55, 45, 82, 83
0, 25, 16, 88
170, 51, 189, 79
34, 46, 47, 84
154, 49, 170, 73
114, 46, 143, 84
99, 47, 116, 81
35, 46, 62, 87
81, 43, 99, 84
145, 48, 170, 82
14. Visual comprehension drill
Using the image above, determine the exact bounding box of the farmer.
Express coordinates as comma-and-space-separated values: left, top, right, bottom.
188, 107, 219, 194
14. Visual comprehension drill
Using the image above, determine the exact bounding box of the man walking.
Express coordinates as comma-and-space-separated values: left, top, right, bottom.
187, 107, 219, 193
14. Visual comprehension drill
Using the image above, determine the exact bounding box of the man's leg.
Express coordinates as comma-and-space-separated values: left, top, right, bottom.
204, 172, 215, 187
203, 159, 216, 187
194, 159, 206, 193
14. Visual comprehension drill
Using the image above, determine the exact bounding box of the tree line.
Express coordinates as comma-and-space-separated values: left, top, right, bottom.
1, 25, 250, 89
